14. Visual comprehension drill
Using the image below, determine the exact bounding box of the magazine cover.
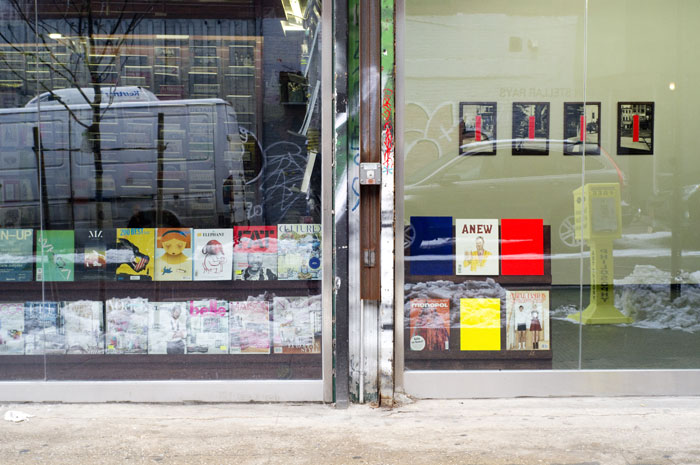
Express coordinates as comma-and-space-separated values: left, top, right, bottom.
455, 219, 499, 276
459, 298, 501, 351
149, 302, 188, 354
234, 226, 277, 281
62, 300, 105, 354
272, 295, 321, 354
229, 301, 270, 354
0, 302, 24, 355
0, 229, 33, 282
155, 228, 193, 281
187, 299, 228, 354
408, 299, 450, 351
506, 290, 550, 351
105, 298, 150, 354
277, 224, 322, 280
36, 230, 75, 282
74, 228, 116, 280
115, 228, 155, 281
24, 301, 65, 355
193, 229, 233, 281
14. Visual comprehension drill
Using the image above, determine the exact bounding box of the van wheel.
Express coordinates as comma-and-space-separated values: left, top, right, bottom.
404, 225, 416, 249
555, 214, 581, 251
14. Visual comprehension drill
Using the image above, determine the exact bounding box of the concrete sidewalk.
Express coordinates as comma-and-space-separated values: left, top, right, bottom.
1, 397, 699, 464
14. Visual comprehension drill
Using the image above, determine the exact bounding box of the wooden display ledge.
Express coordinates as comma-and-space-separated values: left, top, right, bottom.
0, 353, 321, 381
0, 280, 321, 302
405, 225, 552, 286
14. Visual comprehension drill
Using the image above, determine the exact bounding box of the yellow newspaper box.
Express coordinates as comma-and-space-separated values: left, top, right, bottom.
569, 183, 632, 325
573, 183, 622, 241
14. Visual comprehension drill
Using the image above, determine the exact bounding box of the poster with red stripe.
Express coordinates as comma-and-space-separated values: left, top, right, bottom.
564, 102, 601, 155
512, 102, 550, 155
617, 102, 654, 155
459, 102, 497, 155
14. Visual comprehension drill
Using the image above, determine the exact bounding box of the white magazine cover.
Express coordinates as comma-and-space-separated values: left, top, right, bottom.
62, 300, 105, 354
0, 303, 25, 355
105, 297, 150, 354
149, 302, 188, 354
24, 301, 65, 355
272, 295, 321, 354
229, 301, 270, 354
193, 229, 233, 281
187, 299, 229, 354
455, 219, 499, 276
277, 224, 322, 280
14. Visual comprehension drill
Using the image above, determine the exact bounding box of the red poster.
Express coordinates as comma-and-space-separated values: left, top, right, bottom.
475, 115, 482, 142
528, 116, 535, 139
500, 218, 544, 276
580, 115, 586, 142
233, 226, 277, 253
632, 114, 640, 142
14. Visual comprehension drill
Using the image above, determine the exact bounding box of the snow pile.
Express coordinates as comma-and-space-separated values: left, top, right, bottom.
404, 279, 506, 328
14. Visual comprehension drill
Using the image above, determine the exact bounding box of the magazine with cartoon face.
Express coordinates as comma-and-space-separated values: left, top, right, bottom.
229, 301, 270, 354
155, 228, 193, 281
62, 300, 105, 354
149, 302, 188, 354
233, 226, 277, 281
506, 290, 550, 351
272, 295, 321, 354
455, 219, 499, 276
24, 301, 65, 355
105, 298, 150, 354
193, 229, 233, 281
35, 230, 75, 282
277, 224, 322, 280
115, 228, 155, 281
0, 229, 33, 282
408, 299, 450, 351
0, 303, 25, 355
187, 299, 228, 354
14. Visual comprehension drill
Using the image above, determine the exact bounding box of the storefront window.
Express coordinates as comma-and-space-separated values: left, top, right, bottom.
403, 0, 700, 372
0, 0, 325, 380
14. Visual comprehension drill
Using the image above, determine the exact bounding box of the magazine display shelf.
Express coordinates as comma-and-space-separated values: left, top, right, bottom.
0, 280, 322, 381
404, 225, 553, 370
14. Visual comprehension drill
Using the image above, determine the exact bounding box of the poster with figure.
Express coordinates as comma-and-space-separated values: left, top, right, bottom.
512, 102, 550, 155
277, 224, 322, 280
0, 303, 24, 355
62, 300, 105, 354
115, 228, 155, 281
0, 229, 33, 282
105, 298, 150, 354
506, 290, 550, 351
459, 102, 497, 155
272, 295, 321, 354
24, 301, 65, 355
187, 299, 228, 354
564, 102, 601, 155
149, 302, 188, 354
408, 299, 450, 351
36, 230, 74, 282
193, 229, 233, 281
234, 226, 277, 281
455, 219, 499, 276
155, 228, 193, 281
617, 102, 654, 155
229, 301, 270, 354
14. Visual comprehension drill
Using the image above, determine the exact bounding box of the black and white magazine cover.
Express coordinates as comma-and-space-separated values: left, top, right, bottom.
62, 300, 105, 354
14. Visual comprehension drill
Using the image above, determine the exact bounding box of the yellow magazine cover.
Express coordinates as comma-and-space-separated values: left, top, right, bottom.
155, 228, 193, 281
115, 228, 155, 281
460, 298, 501, 351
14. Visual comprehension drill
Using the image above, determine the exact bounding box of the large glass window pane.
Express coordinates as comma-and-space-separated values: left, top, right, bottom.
403, 0, 586, 371
0, 0, 325, 381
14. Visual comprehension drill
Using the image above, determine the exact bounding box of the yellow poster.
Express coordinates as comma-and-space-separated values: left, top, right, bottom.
116, 228, 155, 281
460, 298, 501, 351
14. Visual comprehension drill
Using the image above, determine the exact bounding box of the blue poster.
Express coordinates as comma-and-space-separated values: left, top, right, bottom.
409, 217, 453, 275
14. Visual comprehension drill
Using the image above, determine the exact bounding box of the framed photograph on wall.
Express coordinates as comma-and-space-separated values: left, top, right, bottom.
563, 102, 601, 155
459, 102, 497, 155
512, 102, 550, 155
617, 102, 654, 155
